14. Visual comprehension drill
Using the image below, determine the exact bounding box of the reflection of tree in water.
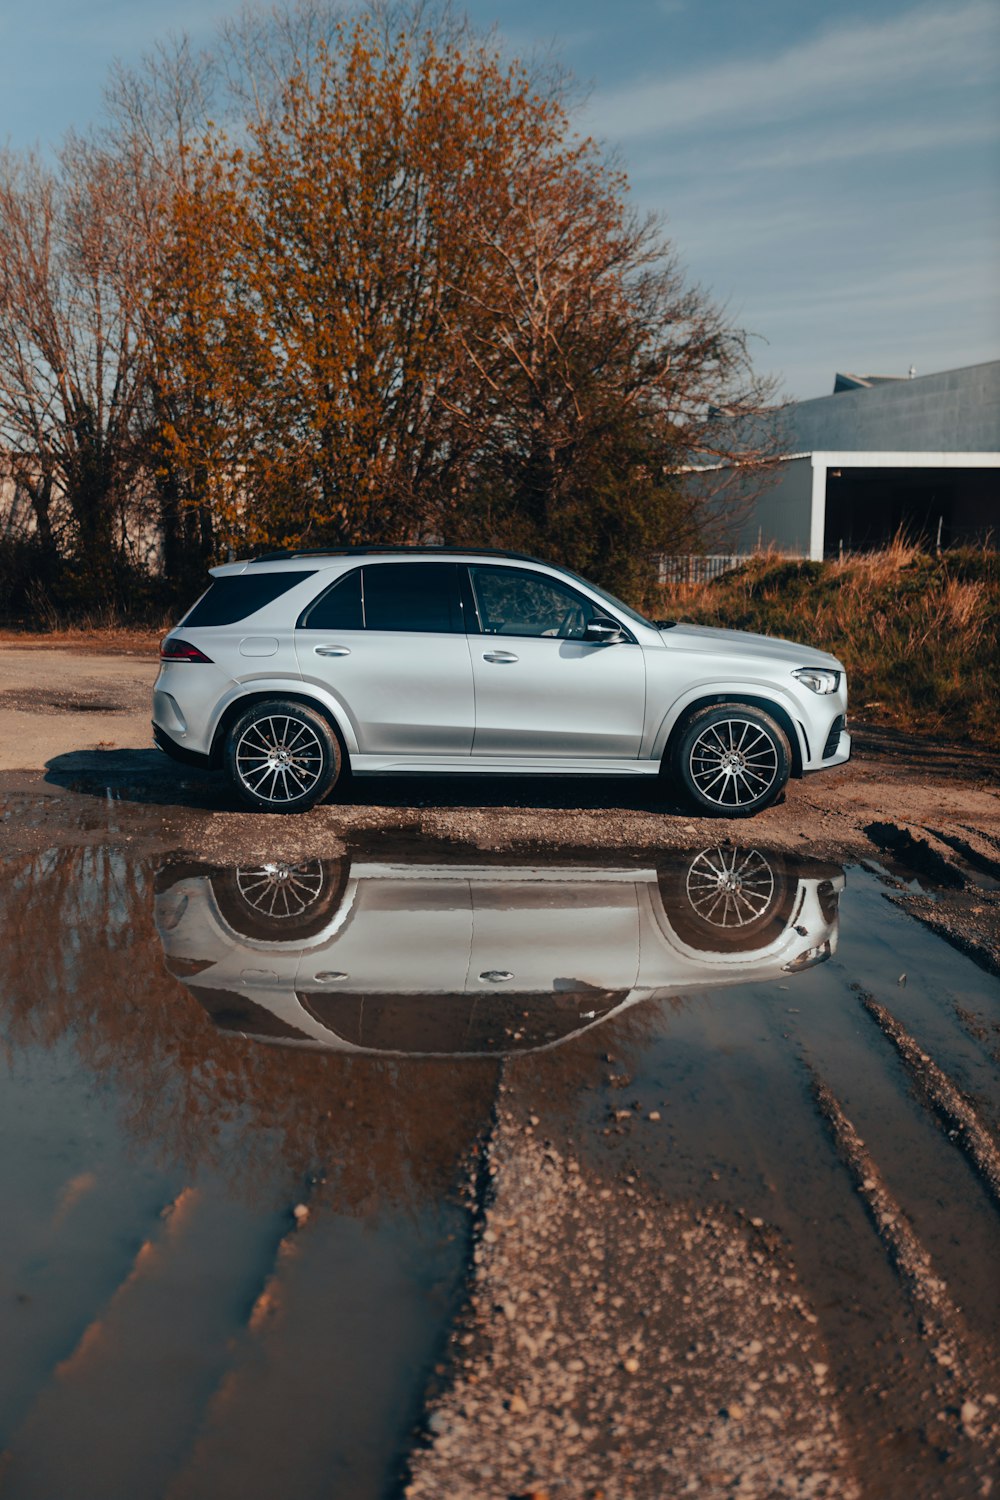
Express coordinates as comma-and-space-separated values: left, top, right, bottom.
0, 849, 500, 1213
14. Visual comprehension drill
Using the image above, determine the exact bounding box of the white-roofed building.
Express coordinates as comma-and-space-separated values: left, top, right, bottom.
708, 359, 999, 560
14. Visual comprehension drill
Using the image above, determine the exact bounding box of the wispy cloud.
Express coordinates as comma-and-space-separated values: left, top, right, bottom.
623, 113, 1000, 184
736, 115, 1000, 172
749, 241, 1000, 321
588, 1, 999, 140
750, 250, 1000, 397
67, 0, 237, 52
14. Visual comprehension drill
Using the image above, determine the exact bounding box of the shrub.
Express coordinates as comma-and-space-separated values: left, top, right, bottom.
0, 538, 179, 629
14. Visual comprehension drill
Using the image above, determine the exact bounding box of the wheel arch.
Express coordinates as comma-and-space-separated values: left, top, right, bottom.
209, 689, 354, 770
659, 693, 806, 779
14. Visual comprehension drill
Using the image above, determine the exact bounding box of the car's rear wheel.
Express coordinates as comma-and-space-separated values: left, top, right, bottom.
209, 857, 349, 938
225, 699, 341, 813
672, 704, 790, 817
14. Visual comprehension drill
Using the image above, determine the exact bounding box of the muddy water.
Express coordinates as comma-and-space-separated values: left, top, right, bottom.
0, 845, 998, 1499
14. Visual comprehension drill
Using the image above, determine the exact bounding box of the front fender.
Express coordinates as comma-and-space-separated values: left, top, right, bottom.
650, 679, 809, 768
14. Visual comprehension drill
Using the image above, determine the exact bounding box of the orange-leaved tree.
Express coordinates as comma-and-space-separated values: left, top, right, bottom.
153, 3, 776, 599
156, 14, 564, 553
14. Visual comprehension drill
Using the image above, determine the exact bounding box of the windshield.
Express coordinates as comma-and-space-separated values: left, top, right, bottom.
559, 568, 656, 630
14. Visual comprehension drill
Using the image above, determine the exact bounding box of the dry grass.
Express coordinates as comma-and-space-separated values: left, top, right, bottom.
0, 626, 163, 656
653, 543, 1000, 748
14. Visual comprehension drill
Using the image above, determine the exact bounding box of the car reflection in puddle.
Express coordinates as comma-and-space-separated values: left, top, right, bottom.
154, 848, 845, 1058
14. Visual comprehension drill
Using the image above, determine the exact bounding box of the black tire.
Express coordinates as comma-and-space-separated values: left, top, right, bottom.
671, 703, 790, 817
209, 857, 350, 940
225, 699, 341, 813
657, 847, 794, 951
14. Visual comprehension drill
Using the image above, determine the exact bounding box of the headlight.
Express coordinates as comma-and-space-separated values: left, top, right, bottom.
792, 667, 841, 695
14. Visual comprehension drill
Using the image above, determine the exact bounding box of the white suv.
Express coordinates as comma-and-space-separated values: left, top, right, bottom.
152, 547, 850, 816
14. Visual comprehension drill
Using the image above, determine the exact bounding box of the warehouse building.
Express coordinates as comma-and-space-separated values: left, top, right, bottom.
719, 359, 1000, 560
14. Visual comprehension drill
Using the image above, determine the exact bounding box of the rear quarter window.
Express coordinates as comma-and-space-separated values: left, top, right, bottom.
182, 571, 318, 627
297, 568, 364, 630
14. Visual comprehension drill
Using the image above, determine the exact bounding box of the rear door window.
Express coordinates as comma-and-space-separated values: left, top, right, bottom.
362, 562, 464, 633
183, 571, 317, 627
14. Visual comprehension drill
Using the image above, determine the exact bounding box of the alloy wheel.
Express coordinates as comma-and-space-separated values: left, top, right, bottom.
684, 847, 776, 929
688, 717, 780, 809
234, 860, 326, 920
234, 714, 326, 805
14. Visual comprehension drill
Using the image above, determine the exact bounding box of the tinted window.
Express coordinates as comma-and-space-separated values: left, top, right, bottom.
560, 568, 653, 629
469, 565, 591, 639
299, 988, 627, 1054
363, 563, 463, 633
298, 568, 363, 630
183, 571, 317, 628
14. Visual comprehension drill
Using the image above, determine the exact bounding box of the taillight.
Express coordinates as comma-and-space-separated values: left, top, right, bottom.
160, 637, 214, 664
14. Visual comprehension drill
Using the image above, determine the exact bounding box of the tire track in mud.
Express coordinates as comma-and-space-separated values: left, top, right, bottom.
404, 1107, 860, 1500
864, 818, 1000, 979
161, 1195, 316, 1500
811, 1072, 1000, 1470
859, 994, 1000, 1209
0, 1188, 201, 1496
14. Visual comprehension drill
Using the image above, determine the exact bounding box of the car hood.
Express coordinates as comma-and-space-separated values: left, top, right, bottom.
663, 622, 843, 671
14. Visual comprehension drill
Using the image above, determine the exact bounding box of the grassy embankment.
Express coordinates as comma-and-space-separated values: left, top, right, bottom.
652, 542, 1000, 749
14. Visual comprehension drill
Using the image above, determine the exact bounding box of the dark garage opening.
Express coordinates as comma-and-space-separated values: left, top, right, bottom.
823, 467, 997, 554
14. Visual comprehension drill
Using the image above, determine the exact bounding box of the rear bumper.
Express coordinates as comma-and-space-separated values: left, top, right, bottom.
153, 722, 212, 770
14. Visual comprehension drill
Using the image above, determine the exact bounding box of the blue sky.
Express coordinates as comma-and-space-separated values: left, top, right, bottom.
2, 0, 998, 398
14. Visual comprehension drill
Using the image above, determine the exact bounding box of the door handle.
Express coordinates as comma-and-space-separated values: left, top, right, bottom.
483, 651, 518, 664
479, 970, 514, 983
315, 646, 351, 658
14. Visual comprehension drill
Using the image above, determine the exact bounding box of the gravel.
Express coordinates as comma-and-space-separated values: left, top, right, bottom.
404, 1112, 859, 1500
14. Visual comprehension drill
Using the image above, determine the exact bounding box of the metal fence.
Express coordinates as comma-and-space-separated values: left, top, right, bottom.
656, 554, 749, 586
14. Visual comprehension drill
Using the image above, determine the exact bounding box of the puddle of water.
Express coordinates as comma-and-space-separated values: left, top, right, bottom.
0, 848, 480, 1500
0, 842, 998, 1498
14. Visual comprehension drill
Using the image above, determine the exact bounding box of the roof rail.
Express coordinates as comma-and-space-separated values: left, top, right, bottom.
245, 544, 548, 566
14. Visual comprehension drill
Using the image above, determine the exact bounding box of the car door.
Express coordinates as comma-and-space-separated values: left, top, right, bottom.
465, 871, 640, 1048
468, 872, 642, 993
295, 561, 476, 757
293, 866, 477, 1051
466, 564, 646, 759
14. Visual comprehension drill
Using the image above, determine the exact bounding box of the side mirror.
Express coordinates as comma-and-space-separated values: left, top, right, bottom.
584, 618, 624, 644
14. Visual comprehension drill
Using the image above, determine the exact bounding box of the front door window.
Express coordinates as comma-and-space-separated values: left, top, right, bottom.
469, 565, 592, 639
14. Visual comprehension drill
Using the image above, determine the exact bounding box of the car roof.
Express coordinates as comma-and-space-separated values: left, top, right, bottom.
209, 546, 552, 577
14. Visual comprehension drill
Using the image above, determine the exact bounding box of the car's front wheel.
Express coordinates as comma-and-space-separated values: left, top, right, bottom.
672, 704, 790, 817
225, 699, 341, 813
